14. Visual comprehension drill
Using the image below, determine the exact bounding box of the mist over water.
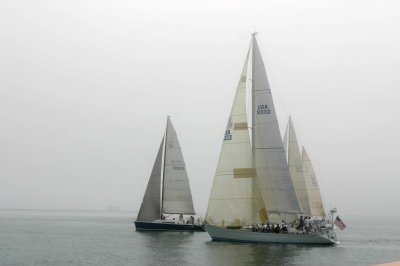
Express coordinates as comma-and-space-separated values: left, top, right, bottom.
1, 0, 400, 218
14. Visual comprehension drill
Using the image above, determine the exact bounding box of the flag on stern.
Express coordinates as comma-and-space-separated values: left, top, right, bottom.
334, 215, 346, 230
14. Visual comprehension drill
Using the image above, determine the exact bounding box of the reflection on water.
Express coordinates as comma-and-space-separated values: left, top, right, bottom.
204, 240, 295, 265
137, 229, 304, 265
135, 231, 199, 265
203, 240, 336, 265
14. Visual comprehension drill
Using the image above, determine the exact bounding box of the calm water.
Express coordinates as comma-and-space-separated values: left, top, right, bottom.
0, 210, 399, 265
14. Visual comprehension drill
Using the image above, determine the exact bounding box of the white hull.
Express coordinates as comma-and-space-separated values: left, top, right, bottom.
205, 225, 338, 245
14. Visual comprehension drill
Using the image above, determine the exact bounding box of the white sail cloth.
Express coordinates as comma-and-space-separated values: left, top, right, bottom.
251, 36, 301, 218
162, 118, 195, 215
206, 49, 266, 227
284, 117, 311, 215
302, 147, 325, 217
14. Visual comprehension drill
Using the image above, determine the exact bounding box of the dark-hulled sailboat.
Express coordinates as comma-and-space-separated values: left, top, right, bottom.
135, 117, 204, 231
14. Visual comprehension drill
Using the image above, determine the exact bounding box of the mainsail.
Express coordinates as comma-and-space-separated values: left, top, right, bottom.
162, 118, 196, 215
251, 35, 301, 218
206, 48, 266, 227
137, 138, 164, 221
284, 117, 311, 215
302, 147, 325, 217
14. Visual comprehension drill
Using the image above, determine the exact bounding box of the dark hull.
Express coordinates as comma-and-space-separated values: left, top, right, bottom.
135, 221, 205, 231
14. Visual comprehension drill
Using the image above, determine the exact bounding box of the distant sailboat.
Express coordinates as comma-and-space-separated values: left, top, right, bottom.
204, 34, 339, 244
283, 117, 312, 216
135, 117, 204, 231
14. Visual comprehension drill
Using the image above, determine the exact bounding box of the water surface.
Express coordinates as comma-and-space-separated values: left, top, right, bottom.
1, 210, 399, 265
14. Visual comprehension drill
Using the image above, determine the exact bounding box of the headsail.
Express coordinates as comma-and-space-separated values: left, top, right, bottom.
284, 117, 311, 215
251, 35, 301, 218
206, 47, 266, 227
137, 137, 164, 221
162, 118, 196, 215
302, 147, 325, 217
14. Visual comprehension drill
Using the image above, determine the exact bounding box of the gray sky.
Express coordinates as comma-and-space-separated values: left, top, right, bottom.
1, 0, 399, 217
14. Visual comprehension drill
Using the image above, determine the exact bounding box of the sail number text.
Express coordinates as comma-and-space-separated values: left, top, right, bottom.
224, 129, 232, 141
171, 160, 185, 171
257, 104, 270, 115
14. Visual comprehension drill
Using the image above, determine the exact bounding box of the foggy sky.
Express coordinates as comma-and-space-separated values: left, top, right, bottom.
1, 0, 399, 218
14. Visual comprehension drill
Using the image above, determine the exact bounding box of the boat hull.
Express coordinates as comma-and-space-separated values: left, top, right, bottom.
135, 221, 205, 231
205, 225, 337, 245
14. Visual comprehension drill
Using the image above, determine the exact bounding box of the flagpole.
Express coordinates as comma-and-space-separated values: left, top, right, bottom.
330, 207, 337, 232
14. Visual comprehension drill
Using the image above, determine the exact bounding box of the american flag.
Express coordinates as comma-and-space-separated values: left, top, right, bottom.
334, 215, 346, 230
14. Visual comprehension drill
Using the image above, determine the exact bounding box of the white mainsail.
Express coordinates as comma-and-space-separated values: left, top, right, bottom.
162, 118, 196, 215
284, 117, 311, 216
302, 147, 325, 217
251, 35, 301, 218
137, 138, 164, 221
206, 48, 266, 227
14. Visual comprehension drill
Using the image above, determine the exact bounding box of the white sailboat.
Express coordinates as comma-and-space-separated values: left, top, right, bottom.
204, 34, 338, 244
135, 117, 204, 231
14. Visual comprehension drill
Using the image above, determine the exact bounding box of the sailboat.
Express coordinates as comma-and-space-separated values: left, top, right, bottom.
135, 117, 204, 231
204, 34, 338, 244
283, 117, 325, 218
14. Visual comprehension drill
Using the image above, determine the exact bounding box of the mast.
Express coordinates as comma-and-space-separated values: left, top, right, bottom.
251, 32, 256, 153
250, 32, 264, 223
160, 116, 169, 218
